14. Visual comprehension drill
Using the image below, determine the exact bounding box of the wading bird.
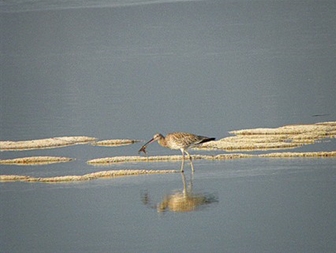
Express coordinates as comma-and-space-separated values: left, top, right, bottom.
138, 132, 215, 172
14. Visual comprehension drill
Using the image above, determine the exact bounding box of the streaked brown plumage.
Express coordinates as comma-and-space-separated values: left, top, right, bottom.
138, 132, 215, 172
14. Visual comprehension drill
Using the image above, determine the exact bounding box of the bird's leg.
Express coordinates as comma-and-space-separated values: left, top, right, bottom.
184, 150, 194, 172
180, 150, 185, 173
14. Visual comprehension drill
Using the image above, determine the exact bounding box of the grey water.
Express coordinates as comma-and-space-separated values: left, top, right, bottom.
1, 0, 336, 252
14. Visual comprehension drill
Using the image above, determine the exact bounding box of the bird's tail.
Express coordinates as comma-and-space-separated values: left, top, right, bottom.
199, 137, 215, 144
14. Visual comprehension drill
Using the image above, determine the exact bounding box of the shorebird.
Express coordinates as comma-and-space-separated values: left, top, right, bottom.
138, 132, 215, 172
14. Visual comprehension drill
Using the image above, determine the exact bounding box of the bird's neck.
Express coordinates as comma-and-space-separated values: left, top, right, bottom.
158, 138, 168, 148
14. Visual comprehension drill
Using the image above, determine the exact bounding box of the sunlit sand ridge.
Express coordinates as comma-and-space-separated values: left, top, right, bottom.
0, 170, 178, 183
0, 156, 73, 165
259, 151, 336, 158
87, 154, 254, 165
87, 151, 336, 165
198, 121, 336, 151
0, 136, 96, 151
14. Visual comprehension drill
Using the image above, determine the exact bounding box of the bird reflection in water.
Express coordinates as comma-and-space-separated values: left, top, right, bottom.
142, 173, 218, 213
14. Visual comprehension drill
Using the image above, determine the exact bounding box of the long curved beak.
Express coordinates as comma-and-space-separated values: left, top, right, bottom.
143, 137, 156, 147
138, 137, 156, 154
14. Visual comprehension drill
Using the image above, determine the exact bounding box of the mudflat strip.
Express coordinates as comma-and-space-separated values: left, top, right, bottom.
0, 136, 96, 151
87, 154, 254, 165
259, 151, 336, 158
0, 156, 74, 165
87, 155, 185, 165
87, 151, 336, 165
0, 169, 178, 183
198, 121, 336, 151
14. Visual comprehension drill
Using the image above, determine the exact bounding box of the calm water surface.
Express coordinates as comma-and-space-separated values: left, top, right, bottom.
1, 0, 336, 252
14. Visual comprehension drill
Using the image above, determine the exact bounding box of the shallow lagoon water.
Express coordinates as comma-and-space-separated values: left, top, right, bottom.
2, 158, 336, 252
1, 0, 336, 252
